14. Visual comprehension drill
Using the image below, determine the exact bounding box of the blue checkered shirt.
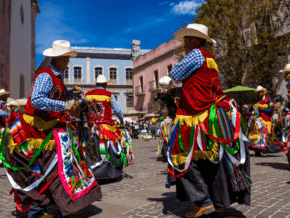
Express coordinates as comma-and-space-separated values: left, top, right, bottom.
31, 64, 76, 112
95, 87, 124, 121
169, 49, 205, 81
0, 100, 8, 117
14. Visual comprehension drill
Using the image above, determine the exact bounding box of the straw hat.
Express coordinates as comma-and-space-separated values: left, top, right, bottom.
0, 89, 9, 96
43, 40, 77, 57
255, 85, 267, 94
7, 100, 19, 107
282, 64, 290, 73
159, 76, 173, 90
95, 75, 110, 84
175, 23, 216, 44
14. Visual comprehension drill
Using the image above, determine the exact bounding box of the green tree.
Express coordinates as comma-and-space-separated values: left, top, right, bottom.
193, 0, 290, 94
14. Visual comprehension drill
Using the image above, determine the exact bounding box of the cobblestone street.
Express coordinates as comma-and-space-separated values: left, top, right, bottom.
1, 139, 290, 218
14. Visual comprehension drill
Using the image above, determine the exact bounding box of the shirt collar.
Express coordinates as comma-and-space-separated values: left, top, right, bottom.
48, 64, 62, 77
95, 87, 105, 90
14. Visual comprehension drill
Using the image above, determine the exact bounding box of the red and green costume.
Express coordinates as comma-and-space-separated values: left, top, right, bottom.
168, 48, 251, 208
85, 88, 127, 180
1, 67, 101, 216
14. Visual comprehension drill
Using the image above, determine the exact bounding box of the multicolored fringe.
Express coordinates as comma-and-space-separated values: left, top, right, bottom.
218, 107, 252, 192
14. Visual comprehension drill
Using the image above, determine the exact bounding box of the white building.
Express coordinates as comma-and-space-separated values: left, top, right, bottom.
9, 0, 39, 99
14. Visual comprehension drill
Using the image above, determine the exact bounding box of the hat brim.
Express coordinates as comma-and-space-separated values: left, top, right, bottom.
175, 28, 216, 44
96, 81, 110, 84
255, 89, 267, 93
282, 69, 290, 73
43, 48, 78, 57
0, 91, 10, 96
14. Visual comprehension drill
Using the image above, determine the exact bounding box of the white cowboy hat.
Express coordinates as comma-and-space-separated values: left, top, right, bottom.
282, 64, 290, 73
159, 76, 173, 90
96, 75, 110, 84
43, 40, 77, 57
175, 23, 216, 44
7, 100, 19, 107
0, 89, 9, 96
255, 85, 267, 93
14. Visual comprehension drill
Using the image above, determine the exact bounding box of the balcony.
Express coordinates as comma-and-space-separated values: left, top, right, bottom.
125, 107, 133, 113
148, 80, 161, 93
63, 78, 69, 84
135, 86, 145, 96
73, 78, 84, 84
125, 80, 133, 85
109, 79, 118, 85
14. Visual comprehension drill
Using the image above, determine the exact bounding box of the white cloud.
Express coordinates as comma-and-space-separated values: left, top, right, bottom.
171, 0, 202, 15
159, 2, 175, 6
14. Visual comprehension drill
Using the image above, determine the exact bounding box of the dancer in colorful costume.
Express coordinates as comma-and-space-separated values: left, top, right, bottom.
0, 89, 9, 127
265, 96, 286, 153
281, 64, 290, 156
167, 23, 251, 217
248, 86, 274, 156
0, 89, 9, 167
1, 40, 101, 218
85, 75, 128, 181
117, 125, 134, 166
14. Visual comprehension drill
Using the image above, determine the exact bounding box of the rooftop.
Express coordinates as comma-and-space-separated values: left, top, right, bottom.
71, 47, 150, 55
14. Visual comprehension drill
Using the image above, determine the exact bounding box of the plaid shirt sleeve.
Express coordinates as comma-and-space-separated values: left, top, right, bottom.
169, 49, 205, 81
111, 94, 124, 121
31, 73, 67, 112
0, 102, 8, 117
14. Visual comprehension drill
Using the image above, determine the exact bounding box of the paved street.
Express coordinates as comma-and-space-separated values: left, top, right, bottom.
1, 139, 290, 218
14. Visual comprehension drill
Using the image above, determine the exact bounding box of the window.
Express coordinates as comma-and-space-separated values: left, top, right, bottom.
109, 67, 117, 84
74, 67, 82, 79
95, 67, 103, 80
62, 67, 69, 79
20, 4, 24, 25
140, 76, 144, 92
3, 0, 6, 14
154, 70, 158, 88
125, 68, 133, 85
126, 95, 133, 108
20, 74, 25, 98
167, 65, 172, 75
126, 68, 132, 80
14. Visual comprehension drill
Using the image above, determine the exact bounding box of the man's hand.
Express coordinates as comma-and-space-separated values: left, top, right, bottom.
65, 103, 74, 111
73, 86, 82, 95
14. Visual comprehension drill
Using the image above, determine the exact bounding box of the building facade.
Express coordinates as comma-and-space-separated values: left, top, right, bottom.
36, 42, 150, 114
0, 0, 11, 91
133, 39, 183, 115
0, 0, 40, 98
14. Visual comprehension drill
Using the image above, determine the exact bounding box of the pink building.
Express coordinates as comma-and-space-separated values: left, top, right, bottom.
133, 39, 183, 116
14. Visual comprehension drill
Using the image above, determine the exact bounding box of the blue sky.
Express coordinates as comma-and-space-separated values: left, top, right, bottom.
35, 0, 203, 67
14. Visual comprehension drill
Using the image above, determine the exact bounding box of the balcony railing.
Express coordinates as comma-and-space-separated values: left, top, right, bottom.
63, 78, 69, 84
109, 79, 118, 85
148, 80, 160, 92
148, 81, 154, 91
125, 80, 133, 85
73, 78, 84, 84
135, 86, 145, 96
135, 86, 140, 95
125, 107, 133, 113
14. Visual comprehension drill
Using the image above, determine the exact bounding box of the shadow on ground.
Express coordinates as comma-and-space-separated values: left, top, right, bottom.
255, 162, 290, 171
147, 193, 246, 218
10, 205, 102, 218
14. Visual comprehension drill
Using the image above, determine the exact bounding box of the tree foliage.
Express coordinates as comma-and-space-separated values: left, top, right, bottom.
193, 0, 290, 93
